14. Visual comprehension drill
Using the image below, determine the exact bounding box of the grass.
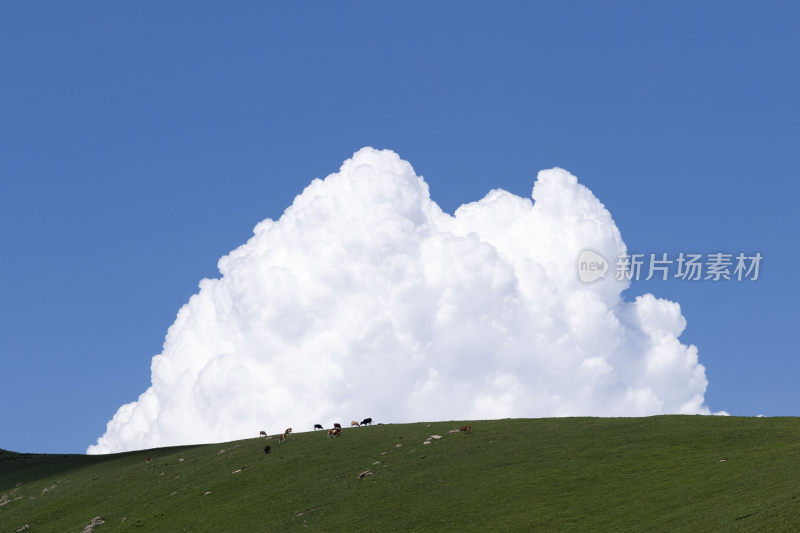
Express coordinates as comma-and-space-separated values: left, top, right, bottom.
2, 416, 800, 531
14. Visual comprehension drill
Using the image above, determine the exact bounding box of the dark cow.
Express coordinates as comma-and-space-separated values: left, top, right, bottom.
264, 445, 271, 454
460, 425, 471, 433
360, 418, 373, 426
145, 457, 152, 464
314, 424, 323, 431
333, 423, 342, 430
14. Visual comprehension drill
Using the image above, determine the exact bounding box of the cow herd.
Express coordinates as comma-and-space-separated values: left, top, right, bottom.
258, 418, 373, 445
258, 419, 470, 456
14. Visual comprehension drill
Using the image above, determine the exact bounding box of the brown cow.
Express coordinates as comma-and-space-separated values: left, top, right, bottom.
351, 420, 360, 427
259, 430, 268, 438
333, 423, 342, 430
284, 428, 293, 436
327, 428, 341, 438
278, 433, 287, 444
460, 425, 471, 433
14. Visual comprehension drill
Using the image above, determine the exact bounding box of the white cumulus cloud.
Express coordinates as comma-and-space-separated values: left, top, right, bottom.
88, 147, 715, 454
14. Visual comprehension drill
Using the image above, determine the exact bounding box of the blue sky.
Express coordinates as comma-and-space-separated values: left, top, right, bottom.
1, 2, 798, 454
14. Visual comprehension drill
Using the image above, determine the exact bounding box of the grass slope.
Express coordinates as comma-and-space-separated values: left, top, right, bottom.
2, 416, 800, 532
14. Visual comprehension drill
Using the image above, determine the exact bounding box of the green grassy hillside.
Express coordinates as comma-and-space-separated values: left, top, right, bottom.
2, 416, 800, 532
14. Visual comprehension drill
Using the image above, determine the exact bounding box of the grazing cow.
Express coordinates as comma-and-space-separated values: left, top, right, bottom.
460, 425, 471, 433
145, 457, 152, 464
284, 428, 293, 436
259, 430, 268, 438
361, 418, 372, 426
278, 434, 287, 444
314, 424, 323, 431
327, 428, 341, 438
264, 445, 271, 454
351, 420, 360, 427
333, 423, 342, 430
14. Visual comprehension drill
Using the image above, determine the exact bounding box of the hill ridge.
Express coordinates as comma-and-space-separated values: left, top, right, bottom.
2, 416, 800, 531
